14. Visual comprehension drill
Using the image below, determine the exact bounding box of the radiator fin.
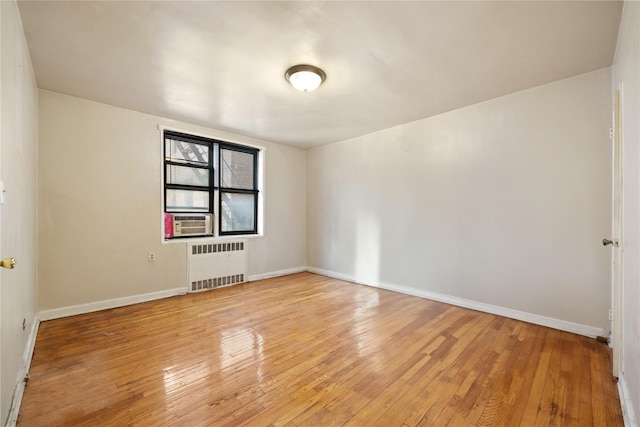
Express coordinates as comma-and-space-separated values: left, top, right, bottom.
191, 274, 245, 292
191, 242, 244, 255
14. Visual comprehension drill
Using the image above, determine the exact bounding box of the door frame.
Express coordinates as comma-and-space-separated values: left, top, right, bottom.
611, 86, 623, 378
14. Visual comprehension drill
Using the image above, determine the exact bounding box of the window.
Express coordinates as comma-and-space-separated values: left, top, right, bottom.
164, 130, 259, 237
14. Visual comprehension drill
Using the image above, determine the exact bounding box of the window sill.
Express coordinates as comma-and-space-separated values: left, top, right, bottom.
162, 234, 263, 244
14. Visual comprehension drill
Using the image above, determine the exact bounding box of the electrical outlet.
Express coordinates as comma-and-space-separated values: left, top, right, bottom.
609, 308, 613, 321
148, 252, 156, 262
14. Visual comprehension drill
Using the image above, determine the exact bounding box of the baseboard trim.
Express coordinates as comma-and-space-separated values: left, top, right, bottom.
38, 287, 187, 321
35, 268, 609, 338
306, 267, 607, 338
5, 314, 40, 427
618, 374, 638, 427
38, 266, 310, 321
248, 266, 307, 282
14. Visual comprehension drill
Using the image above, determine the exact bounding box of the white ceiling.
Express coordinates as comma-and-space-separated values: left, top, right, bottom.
18, 1, 622, 149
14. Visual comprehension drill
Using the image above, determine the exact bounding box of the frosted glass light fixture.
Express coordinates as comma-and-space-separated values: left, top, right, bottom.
285, 65, 326, 92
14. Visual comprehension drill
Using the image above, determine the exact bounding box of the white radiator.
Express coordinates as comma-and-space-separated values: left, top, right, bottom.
187, 241, 247, 293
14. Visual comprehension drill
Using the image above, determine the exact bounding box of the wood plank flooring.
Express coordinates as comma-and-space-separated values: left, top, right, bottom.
18, 272, 623, 426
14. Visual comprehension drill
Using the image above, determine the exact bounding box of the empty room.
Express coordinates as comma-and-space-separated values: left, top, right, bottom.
1, 1, 639, 426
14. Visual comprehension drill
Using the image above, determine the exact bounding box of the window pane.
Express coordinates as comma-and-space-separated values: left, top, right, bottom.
220, 149, 254, 190
166, 165, 209, 187
221, 192, 255, 232
166, 139, 209, 166
166, 189, 210, 212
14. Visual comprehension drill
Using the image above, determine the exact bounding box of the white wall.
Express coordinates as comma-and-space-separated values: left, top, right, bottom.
38, 90, 306, 313
613, 2, 640, 425
0, 0, 38, 424
307, 68, 612, 333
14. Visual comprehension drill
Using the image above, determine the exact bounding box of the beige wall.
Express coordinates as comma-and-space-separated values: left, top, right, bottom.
0, 0, 38, 423
613, 1, 640, 424
38, 90, 306, 312
307, 68, 612, 331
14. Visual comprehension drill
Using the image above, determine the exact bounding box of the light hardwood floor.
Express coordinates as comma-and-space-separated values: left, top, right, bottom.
18, 272, 622, 426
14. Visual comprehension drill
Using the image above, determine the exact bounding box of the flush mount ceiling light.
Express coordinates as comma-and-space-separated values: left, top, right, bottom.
285, 64, 326, 92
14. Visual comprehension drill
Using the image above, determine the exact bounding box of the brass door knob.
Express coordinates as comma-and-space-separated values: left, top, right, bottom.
0, 257, 16, 269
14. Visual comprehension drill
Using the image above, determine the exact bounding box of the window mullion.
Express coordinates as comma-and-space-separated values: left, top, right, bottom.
166, 183, 210, 191
165, 160, 209, 169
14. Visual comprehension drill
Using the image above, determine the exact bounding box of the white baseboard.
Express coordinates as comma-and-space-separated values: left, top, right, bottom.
5, 314, 40, 427
36, 267, 609, 337
38, 287, 187, 321
248, 266, 307, 282
306, 267, 608, 339
38, 266, 310, 322
306, 267, 354, 283
618, 374, 638, 427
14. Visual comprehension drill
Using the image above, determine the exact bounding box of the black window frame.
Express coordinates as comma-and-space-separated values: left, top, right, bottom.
164, 131, 215, 215
163, 130, 259, 238
218, 142, 259, 236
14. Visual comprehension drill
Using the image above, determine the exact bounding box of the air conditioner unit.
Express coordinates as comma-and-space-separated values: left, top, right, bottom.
172, 213, 212, 237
